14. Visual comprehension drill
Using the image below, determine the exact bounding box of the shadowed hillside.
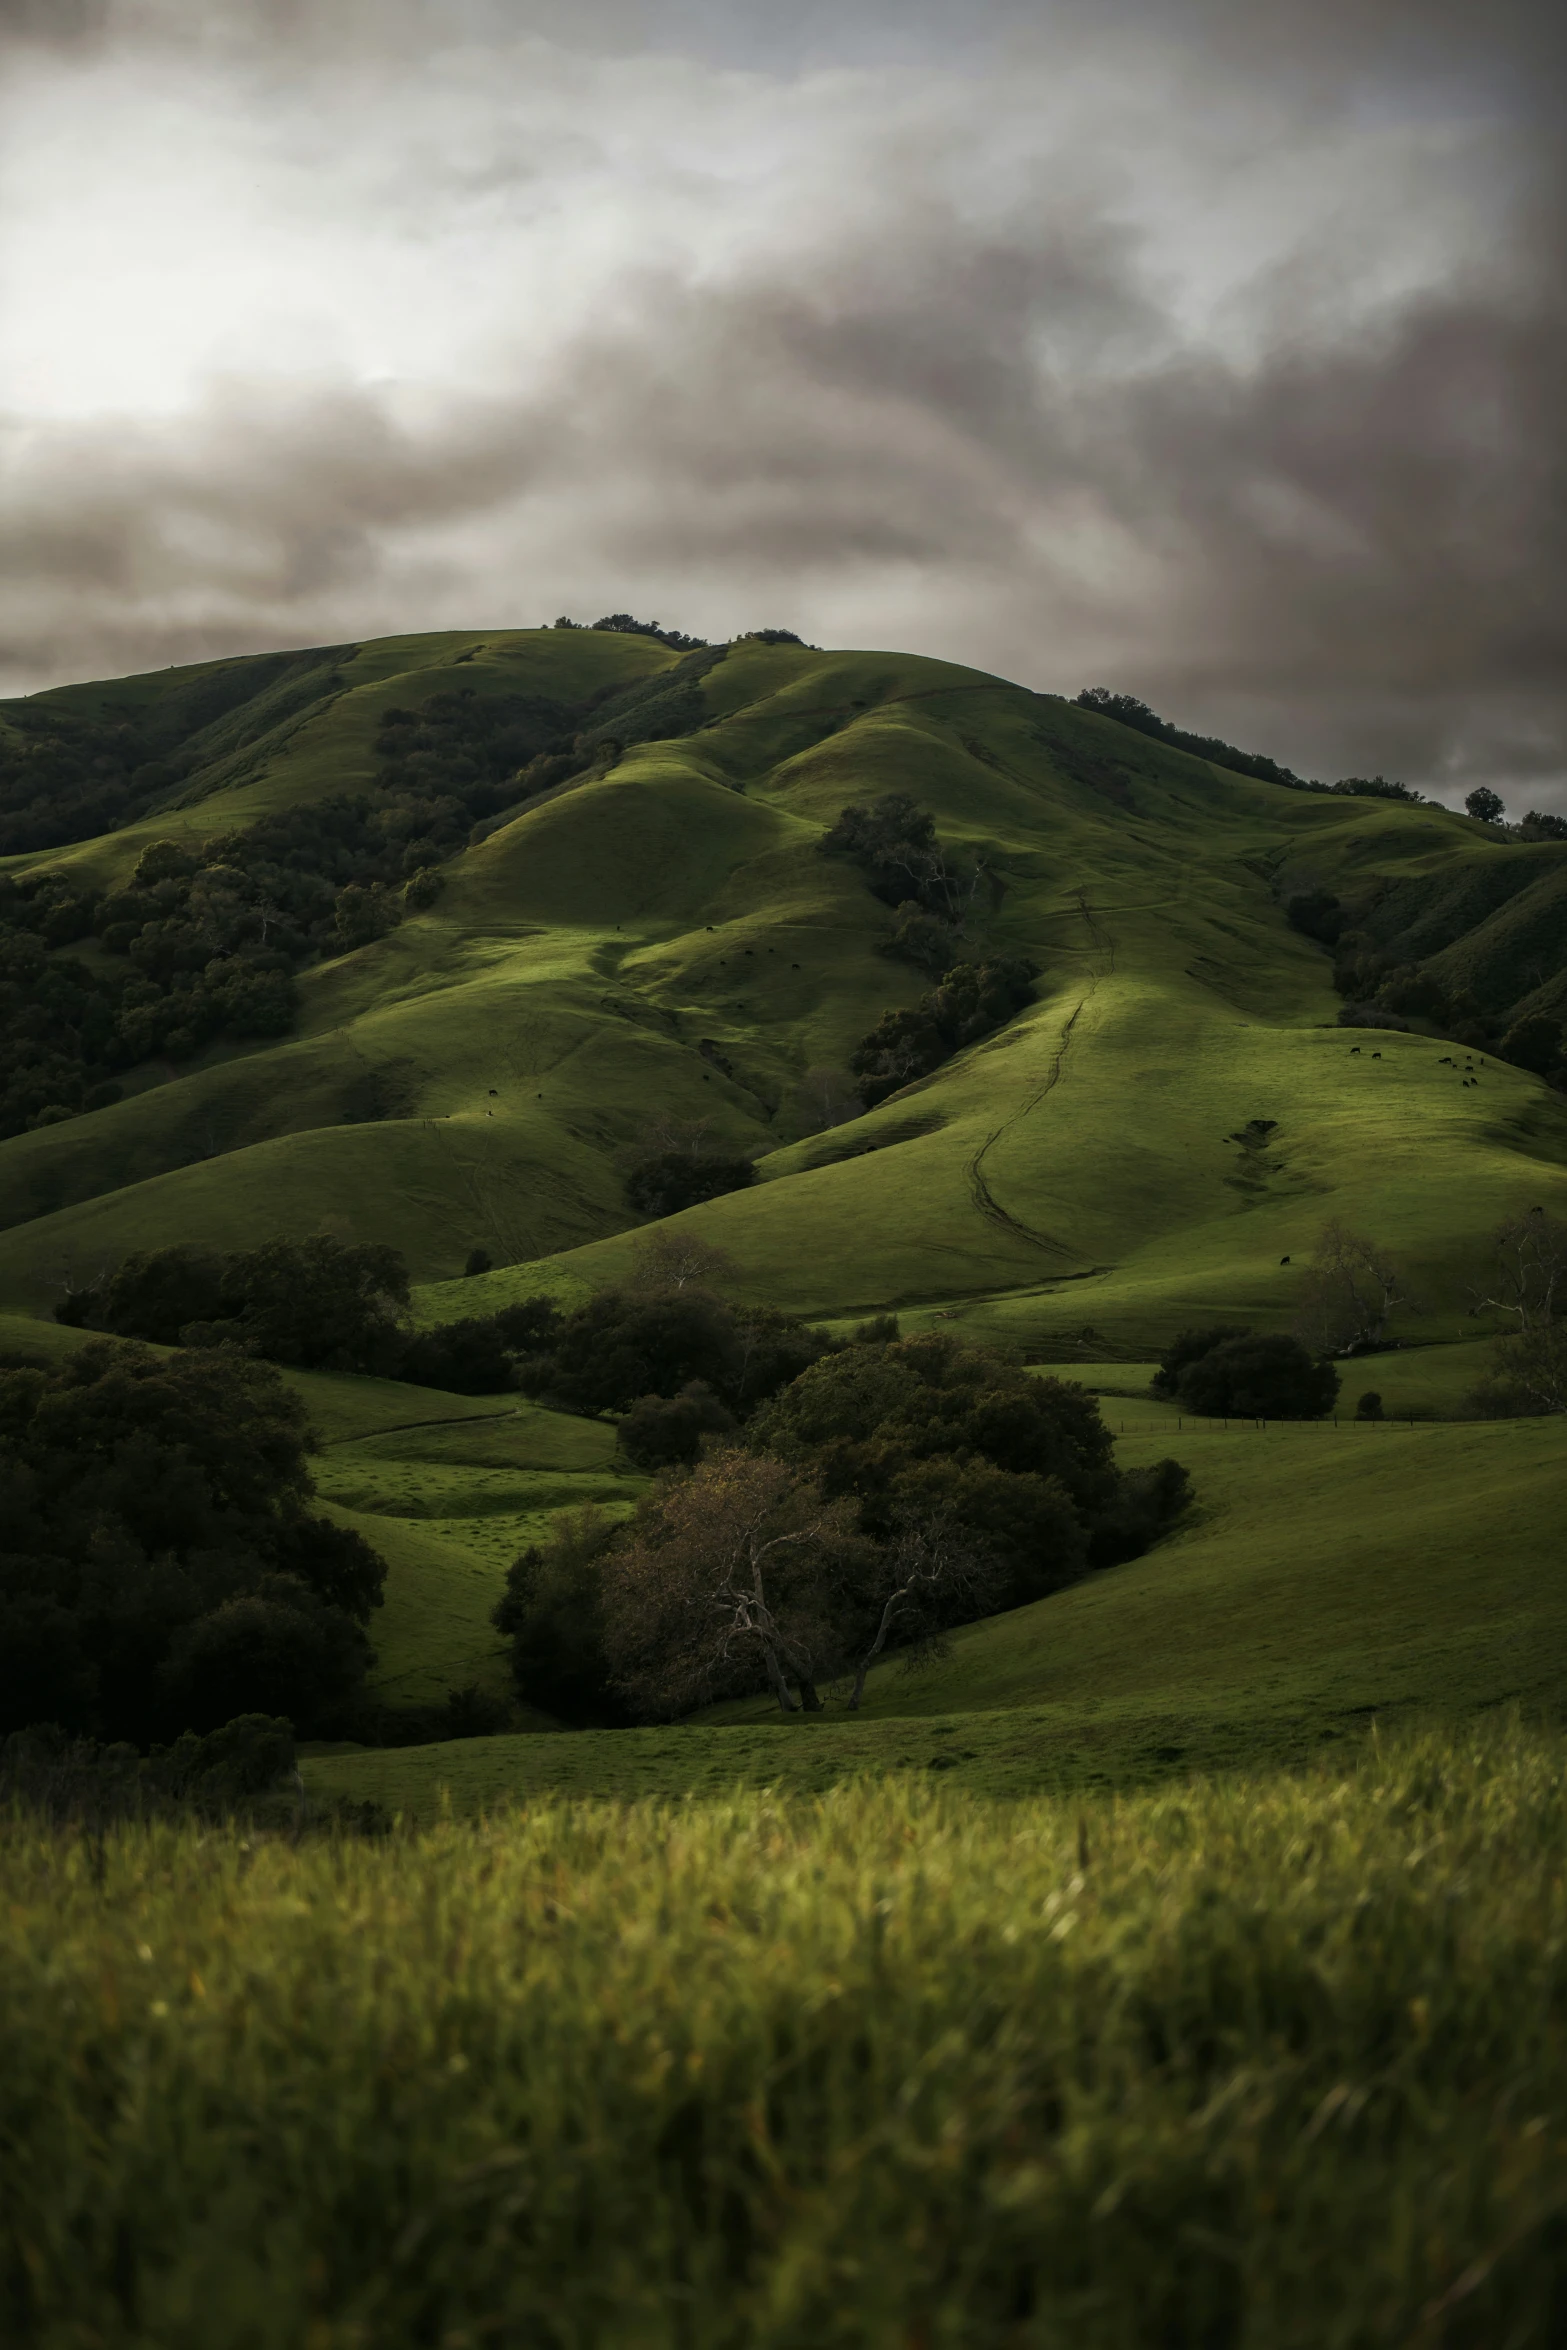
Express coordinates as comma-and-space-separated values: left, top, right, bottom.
3, 627, 1565, 1354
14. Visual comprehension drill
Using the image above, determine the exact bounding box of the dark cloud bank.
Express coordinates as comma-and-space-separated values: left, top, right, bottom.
1, 0, 1562, 806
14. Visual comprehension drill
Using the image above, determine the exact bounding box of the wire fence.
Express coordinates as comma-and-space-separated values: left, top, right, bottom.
1105, 1413, 1443, 1435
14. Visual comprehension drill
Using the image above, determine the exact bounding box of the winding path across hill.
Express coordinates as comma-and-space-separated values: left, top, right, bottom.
965, 890, 1115, 1255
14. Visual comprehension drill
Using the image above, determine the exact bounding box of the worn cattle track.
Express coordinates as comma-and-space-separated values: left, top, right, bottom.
965, 890, 1115, 1253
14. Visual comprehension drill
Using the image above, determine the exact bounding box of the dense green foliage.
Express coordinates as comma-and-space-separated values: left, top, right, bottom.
819, 792, 975, 919
625, 1149, 758, 1216
1, 1713, 297, 1827
0, 647, 354, 859
64, 1237, 411, 1373
491, 1505, 631, 1727
0, 1343, 385, 1741
5, 1725, 1567, 2348
1152, 1327, 1339, 1418
851, 955, 1037, 1107
513, 1285, 829, 1418
496, 1331, 1190, 1724
1073, 686, 1311, 789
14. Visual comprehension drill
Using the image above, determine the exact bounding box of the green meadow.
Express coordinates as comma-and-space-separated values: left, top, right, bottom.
7, 1722, 1567, 2346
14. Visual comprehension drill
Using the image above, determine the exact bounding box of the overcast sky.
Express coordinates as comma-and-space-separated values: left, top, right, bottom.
1, 0, 1561, 806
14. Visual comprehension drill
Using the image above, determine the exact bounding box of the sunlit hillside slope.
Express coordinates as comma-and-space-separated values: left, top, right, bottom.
3, 627, 1565, 1355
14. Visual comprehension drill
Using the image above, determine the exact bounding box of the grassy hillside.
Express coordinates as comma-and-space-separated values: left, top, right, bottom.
305, 1408, 1565, 1814
3, 630, 1564, 1345
5, 624, 1565, 1759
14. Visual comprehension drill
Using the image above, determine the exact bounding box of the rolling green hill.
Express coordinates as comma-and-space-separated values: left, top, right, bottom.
4, 628, 1565, 1339
4, 625, 1565, 1770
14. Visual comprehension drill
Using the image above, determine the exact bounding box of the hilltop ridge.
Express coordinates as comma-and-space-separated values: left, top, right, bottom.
2, 626, 1563, 1352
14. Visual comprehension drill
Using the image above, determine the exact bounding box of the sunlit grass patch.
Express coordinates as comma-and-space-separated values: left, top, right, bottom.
6, 1720, 1567, 2346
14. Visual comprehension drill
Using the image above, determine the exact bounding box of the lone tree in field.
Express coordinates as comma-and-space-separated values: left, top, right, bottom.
601, 1454, 866, 1716
1464, 786, 1505, 824
1294, 1220, 1409, 1355
627, 1228, 742, 1295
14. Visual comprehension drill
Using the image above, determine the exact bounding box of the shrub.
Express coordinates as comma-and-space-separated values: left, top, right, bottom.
851, 957, 1036, 1107
1285, 889, 1343, 944
1150, 1326, 1251, 1398
1176, 1334, 1339, 1419
1497, 1014, 1563, 1079
161, 1586, 370, 1736
515, 1288, 822, 1419
617, 1381, 738, 1469
492, 1507, 629, 1726
884, 1457, 1087, 1609
98, 1244, 226, 1347
1356, 1391, 1385, 1421
625, 1152, 757, 1218
0, 1342, 385, 1742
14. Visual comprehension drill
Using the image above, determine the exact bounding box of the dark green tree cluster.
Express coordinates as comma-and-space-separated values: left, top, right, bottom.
0, 1344, 385, 1743
1285, 888, 1345, 945
1073, 688, 1308, 789
820, 796, 1033, 1106
0, 1712, 300, 1829
851, 956, 1037, 1109
820, 793, 974, 921
1328, 924, 1566, 1079
1328, 776, 1424, 804
1152, 1327, 1339, 1417
624, 1150, 757, 1217
495, 1327, 1191, 1724
517, 1286, 829, 1422
60, 1238, 411, 1373
0, 646, 352, 858
0, 655, 734, 1139
0, 707, 166, 858
552, 614, 710, 649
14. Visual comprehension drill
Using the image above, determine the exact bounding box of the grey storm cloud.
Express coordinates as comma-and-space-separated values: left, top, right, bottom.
0, 0, 1562, 806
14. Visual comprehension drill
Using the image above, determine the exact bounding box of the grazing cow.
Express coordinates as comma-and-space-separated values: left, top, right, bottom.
1280, 1254, 1291, 1264
1372, 1051, 1382, 1059
1350, 1046, 1361, 1055
488, 1088, 498, 1096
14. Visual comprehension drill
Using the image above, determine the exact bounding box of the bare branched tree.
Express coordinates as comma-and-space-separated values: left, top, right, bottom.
1470, 1210, 1567, 1334
627, 1229, 742, 1294
794, 1064, 861, 1135
635, 1112, 715, 1161
602, 1454, 866, 1716
1294, 1219, 1410, 1355
845, 1510, 999, 1712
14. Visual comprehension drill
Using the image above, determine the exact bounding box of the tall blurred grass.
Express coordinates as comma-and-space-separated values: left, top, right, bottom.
4, 1719, 1566, 2347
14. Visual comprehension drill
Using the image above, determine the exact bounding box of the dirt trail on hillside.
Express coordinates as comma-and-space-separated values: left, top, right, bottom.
965, 890, 1114, 1255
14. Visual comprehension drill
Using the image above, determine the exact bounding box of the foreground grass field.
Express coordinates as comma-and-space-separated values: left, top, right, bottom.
7, 1721, 1567, 2347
